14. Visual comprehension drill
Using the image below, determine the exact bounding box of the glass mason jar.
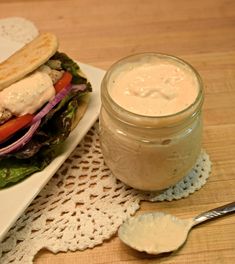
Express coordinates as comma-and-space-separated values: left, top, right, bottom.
99, 53, 204, 191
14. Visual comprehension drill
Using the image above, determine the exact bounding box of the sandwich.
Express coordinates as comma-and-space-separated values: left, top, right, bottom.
0, 33, 92, 188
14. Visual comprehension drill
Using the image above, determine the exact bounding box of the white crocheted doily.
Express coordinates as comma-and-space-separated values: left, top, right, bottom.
0, 123, 211, 263
0, 18, 212, 264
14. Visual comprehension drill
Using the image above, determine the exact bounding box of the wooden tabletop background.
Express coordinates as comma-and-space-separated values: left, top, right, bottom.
1, 0, 235, 263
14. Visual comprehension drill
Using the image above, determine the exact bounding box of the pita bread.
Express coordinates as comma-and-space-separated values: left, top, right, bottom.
71, 93, 91, 131
0, 32, 58, 91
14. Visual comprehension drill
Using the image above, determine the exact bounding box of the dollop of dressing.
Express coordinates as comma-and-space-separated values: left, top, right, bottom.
118, 212, 194, 254
110, 61, 199, 116
0, 71, 55, 116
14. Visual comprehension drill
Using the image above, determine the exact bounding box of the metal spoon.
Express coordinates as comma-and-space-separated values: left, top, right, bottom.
118, 201, 235, 255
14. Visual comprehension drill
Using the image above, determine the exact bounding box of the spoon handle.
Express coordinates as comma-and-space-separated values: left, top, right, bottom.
193, 201, 235, 226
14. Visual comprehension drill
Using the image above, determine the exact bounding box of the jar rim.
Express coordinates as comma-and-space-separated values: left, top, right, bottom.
101, 52, 204, 125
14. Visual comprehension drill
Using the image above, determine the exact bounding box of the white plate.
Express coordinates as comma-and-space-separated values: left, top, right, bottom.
0, 40, 106, 242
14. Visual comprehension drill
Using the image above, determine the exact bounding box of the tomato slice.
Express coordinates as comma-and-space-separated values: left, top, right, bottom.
54, 72, 72, 93
0, 114, 34, 144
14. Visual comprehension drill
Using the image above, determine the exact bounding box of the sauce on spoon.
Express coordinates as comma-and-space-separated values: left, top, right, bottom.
118, 202, 235, 255
118, 212, 194, 254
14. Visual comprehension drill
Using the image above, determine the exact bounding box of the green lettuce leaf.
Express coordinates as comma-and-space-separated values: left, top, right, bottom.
51, 52, 92, 90
0, 148, 56, 188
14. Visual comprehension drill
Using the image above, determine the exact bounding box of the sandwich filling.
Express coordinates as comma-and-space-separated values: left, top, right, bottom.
0, 58, 66, 123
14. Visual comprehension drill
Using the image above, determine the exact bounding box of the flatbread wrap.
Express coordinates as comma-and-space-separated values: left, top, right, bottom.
0, 33, 92, 188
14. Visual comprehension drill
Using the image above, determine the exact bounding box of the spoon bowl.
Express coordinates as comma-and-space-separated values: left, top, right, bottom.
118, 201, 235, 255
118, 212, 194, 255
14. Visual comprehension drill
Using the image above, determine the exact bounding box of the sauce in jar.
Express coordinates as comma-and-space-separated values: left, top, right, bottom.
109, 59, 198, 116
100, 53, 204, 191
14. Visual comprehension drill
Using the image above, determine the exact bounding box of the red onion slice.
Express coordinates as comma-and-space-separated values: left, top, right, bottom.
31, 84, 72, 124
71, 84, 87, 92
0, 120, 41, 156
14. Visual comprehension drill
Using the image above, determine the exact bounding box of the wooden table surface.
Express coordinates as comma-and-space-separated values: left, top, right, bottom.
1, 0, 235, 263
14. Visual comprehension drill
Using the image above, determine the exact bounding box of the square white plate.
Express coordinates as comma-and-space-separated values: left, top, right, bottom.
0, 40, 105, 242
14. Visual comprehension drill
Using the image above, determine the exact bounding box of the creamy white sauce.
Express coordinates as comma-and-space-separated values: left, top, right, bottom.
0, 71, 55, 116
119, 213, 194, 254
109, 61, 199, 116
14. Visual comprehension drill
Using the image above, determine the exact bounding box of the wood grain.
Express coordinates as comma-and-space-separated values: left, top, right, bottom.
1, 0, 235, 263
